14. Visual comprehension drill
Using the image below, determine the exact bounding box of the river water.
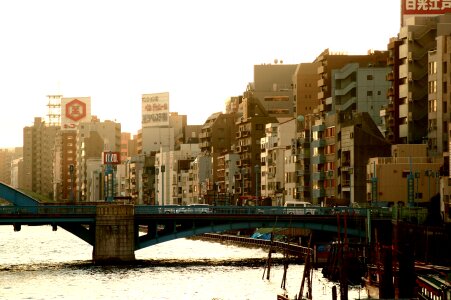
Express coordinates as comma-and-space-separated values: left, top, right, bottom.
0, 226, 367, 300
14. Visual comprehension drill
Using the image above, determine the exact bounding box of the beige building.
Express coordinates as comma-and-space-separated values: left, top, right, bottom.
388, 14, 451, 145
367, 144, 441, 205
23, 117, 59, 199
252, 63, 297, 120
0, 148, 21, 185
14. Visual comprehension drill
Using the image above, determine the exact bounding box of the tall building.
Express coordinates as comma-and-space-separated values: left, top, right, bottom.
251, 63, 298, 120
23, 117, 59, 199
332, 62, 391, 132
392, 14, 451, 144
428, 30, 451, 162
292, 62, 320, 118
53, 131, 77, 201
315, 49, 389, 117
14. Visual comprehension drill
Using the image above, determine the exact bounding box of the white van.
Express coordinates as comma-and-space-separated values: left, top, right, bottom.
284, 201, 316, 215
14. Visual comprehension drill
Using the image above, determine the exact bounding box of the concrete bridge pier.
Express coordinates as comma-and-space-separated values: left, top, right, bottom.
93, 204, 135, 264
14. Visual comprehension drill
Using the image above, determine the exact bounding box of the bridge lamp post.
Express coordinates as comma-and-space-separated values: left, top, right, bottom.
327, 170, 333, 207
69, 164, 75, 203
155, 167, 159, 205
254, 165, 260, 206
161, 165, 165, 206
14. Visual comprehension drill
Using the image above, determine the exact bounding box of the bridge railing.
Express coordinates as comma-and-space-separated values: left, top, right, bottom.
0, 204, 401, 220
0, 205, 97, 215
134, 205, 393, 218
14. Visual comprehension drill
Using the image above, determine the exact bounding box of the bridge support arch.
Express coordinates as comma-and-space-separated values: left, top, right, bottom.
93, 204, 135, 264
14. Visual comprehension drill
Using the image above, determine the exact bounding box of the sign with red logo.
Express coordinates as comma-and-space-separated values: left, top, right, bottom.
102, 151, 121, 165
61, 97, 91, 130
66, 99, 87, 121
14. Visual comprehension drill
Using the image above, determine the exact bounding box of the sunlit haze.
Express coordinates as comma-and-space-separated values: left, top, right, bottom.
0, 0, 401, 148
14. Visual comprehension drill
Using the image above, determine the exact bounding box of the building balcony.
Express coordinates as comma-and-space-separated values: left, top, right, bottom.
311, 171, 325, 181
312, 124, 325, 132
312, 187, 325, 198
311, 154, 326, 165
296, 151, 310, 160
296, 184, 310, 192
296, 169, 308, 176
387, 87, 394, 97
311, 139, 326, 148
386, 71, 394, 81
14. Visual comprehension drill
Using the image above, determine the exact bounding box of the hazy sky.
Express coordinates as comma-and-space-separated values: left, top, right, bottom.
0, 0, 401, 148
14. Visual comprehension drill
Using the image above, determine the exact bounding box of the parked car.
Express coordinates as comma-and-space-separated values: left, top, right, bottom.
161, 204, 181, 214
178, 204, 212, 214
283, 201, 317, 215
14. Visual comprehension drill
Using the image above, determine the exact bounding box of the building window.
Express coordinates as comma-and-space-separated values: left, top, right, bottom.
367, 75, 373, 80
367, 91, 373, 96
429, 61, 437, 74
428, 81, 437, 93
429, 99, 437, 112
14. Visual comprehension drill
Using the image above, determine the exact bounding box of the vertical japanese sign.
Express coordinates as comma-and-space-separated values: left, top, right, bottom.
61, 97, 91, 130
142, 92, 169, 127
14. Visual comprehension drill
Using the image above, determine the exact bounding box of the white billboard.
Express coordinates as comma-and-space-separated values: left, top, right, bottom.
61, 97, 92, 130
142, 92, 170, 127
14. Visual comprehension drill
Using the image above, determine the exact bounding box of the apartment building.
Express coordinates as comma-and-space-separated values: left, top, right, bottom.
155, 144, 201, 205
235, 96, 278, 199
199, 112, 237, 194
428, 32, 451, 163
332, 62, 391, 131
23, 117, 59, 199
292, 62, 320, 117
315, 49, 389, 117
393, 14, 451, 144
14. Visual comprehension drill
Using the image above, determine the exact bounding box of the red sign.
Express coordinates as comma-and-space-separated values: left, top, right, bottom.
402, 0, 451, 14
103, 151, 121, 165
65, 99, 87, 122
